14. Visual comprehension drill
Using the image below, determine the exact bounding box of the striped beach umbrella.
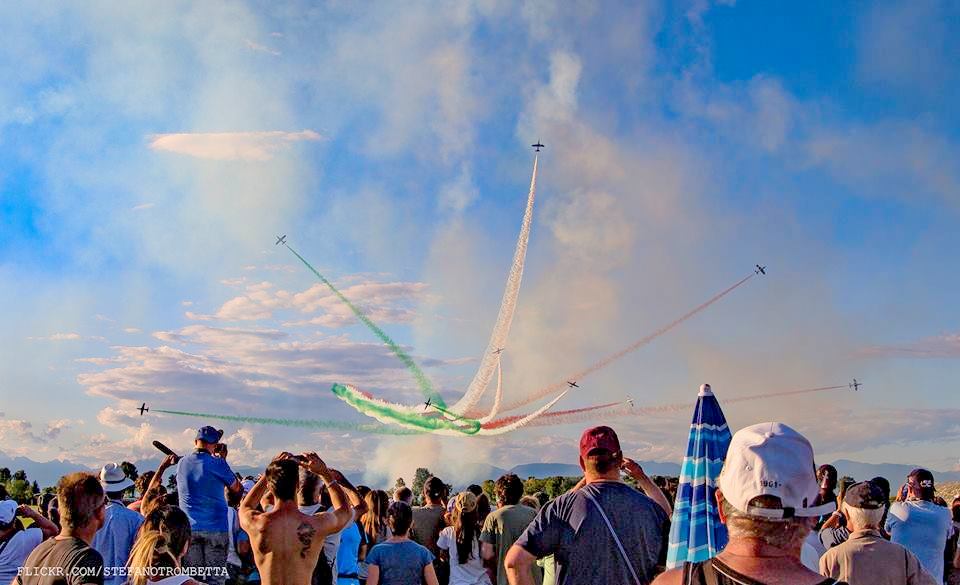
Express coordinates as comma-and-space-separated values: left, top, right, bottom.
666, 383, 732, 568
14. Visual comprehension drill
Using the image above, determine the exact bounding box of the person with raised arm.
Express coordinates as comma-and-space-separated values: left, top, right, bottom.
239, 452, 353, 585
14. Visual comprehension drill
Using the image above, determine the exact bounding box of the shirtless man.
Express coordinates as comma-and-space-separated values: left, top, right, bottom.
240, 452, 353, 585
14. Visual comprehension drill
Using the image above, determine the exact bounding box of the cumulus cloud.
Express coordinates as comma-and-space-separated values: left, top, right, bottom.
147, 130, 323, 161
211, 278, 429, 327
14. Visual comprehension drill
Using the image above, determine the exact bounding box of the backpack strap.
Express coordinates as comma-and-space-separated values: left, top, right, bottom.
582, 489, 643, 585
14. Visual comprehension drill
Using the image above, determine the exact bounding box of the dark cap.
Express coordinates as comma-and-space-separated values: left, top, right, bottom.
908, 468, 935, 498
196, 426, 223, 444
843, 481, 886, 510
579, 426, 621, 458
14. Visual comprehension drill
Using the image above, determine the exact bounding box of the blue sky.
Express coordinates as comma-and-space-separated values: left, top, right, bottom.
1, 0, 958, 483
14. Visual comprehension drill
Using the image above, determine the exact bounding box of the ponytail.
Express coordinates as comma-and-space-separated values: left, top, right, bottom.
126, 530, 179, 585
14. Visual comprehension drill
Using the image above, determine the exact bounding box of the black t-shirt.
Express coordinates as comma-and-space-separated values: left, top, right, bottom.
15, 536, 104, 585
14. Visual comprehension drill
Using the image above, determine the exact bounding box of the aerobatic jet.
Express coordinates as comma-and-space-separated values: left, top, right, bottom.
567, 381, 580, 388
275, 234, 287, 245
138, 403, 149, 416
849, 378, 862, 392
532, 141, 545, 152
493, 347, 505, 355
755, 264, 766, 275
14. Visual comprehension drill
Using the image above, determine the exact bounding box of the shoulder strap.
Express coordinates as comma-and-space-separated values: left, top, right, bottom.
582, 489, 643, 585
681, 561, 719, 585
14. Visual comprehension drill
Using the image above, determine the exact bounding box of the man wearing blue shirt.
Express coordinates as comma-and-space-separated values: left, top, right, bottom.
177, 426, 243, 585
886, 469, 953, 583
92, 462, 143, 585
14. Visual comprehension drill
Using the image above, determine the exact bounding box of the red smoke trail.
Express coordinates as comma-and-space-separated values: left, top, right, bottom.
493, 273, 756, 414
509, 384, 849, 429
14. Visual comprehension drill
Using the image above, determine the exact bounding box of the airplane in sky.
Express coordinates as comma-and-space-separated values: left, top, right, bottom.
755, 264, 766, 275
423, 398, 433, 411
567, 381, 580, 388
849, 378, 862, 392
626, 396, 634, 408
532, 141, 545, 152
138, 403, 149, 416
493, 347, 505, 355
275, 234, 287, 246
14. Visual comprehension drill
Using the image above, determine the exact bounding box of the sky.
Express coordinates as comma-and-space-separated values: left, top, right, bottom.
1, 0, 959, 485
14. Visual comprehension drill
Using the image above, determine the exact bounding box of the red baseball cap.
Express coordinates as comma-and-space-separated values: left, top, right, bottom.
580, 426, 621, 458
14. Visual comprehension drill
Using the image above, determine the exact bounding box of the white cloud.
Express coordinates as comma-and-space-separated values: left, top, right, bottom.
147, 130, 322, 161
131, 202, 155, 211
28, 332, 82, 341
123, 327, 141, 334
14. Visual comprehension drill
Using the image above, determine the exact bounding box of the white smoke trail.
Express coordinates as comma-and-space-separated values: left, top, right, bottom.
448, 156, 539, 415
475, 389, 571, 435
477, 358, 504, 424
491, 273, 756, 414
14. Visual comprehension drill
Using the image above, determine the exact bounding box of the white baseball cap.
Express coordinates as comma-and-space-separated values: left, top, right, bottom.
718, 422, 835, 520
0, 500, 17, 524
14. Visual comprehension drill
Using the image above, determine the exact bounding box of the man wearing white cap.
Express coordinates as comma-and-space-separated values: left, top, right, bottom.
0, 499, 58, 584
653, 422, 844, 585
91, 462, 143, 585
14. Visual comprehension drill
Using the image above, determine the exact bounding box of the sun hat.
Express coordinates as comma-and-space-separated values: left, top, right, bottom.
718, 422, 835, 520
99, 462, 134, 493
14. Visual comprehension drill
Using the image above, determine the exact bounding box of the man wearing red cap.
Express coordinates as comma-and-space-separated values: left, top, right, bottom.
504, 426, 669, 585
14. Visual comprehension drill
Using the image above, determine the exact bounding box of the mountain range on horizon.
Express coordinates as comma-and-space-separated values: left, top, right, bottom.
3, 451, 958, 491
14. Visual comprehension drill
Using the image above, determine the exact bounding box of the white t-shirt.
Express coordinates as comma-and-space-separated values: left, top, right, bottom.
436, 526, 491, 585
0, 528, 44, 584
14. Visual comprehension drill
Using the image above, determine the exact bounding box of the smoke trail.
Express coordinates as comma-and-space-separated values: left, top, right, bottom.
482, 399, 626, 429
493, 272, 757, 414
150, 408, 420, 435
477, 359, 504, 424
449, 156, 539, 415
514, 384, 849, 428
283, 244, 445, 408
331, 384, 482, 435
476, 389, 571, 435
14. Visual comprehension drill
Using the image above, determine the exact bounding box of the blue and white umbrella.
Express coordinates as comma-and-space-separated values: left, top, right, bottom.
666, 383, 733, 568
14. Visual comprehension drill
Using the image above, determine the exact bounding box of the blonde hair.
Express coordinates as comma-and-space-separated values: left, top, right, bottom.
57, 473, 104, 530
127, 506, 192, 585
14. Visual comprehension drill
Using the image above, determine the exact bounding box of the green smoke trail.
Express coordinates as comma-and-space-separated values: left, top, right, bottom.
151, 408, 421, 436
284, 244, 445, 408
330, 384, 480, 435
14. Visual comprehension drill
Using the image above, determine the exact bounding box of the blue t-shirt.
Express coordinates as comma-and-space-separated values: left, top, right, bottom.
516, 481, 668, 585
365, 540, 434, 585
92, 500, 144, 585
886, 500, 952, 581
175, 450, 237, 532
336, 522, 363, 583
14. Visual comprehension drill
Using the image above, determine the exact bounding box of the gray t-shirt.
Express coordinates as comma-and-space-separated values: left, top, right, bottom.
516, 482, 668, 585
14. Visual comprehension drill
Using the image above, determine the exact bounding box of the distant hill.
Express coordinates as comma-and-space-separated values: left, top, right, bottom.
831, 459, 960, 484
0, 453, 96, 488
509, 461, 682, 480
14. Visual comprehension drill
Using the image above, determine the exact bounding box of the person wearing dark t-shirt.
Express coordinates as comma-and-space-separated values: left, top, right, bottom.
505, 426, 669, 585
16, 472, 106, 585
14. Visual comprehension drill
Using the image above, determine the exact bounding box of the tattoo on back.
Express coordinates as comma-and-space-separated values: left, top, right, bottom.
297, 521, 316, 559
